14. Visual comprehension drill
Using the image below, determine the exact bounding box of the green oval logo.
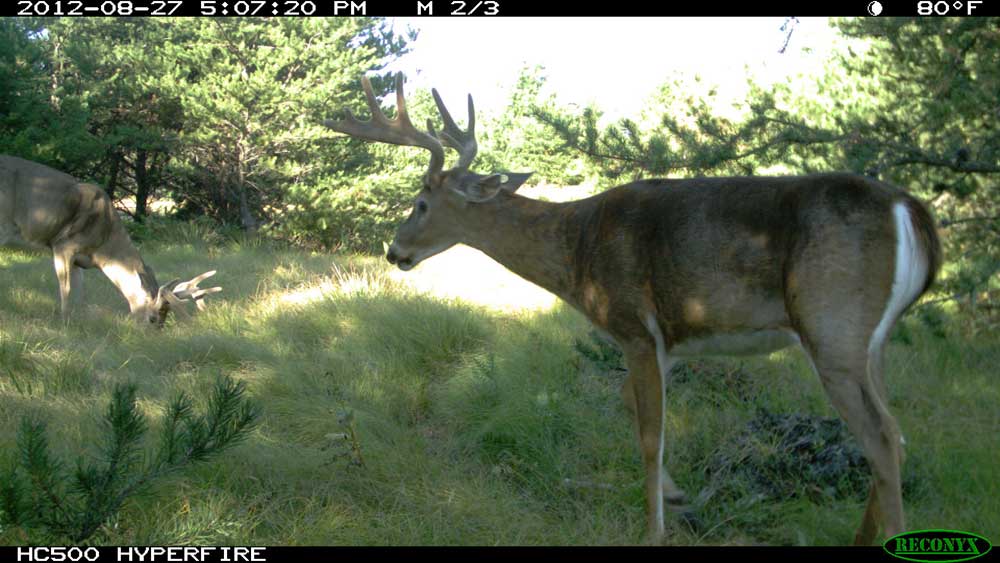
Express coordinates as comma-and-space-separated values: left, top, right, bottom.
884, 529, 992, 563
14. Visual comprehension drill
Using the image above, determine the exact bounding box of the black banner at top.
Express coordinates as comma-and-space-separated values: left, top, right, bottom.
5, 0, 1000, 17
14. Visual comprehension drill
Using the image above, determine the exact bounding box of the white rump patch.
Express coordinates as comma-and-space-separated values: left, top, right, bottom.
869, 203, 929, 359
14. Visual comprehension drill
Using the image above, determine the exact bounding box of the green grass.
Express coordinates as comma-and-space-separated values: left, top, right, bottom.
1, 237, 997, 546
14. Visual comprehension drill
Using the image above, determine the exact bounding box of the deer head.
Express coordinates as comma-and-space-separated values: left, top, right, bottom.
324, 74, 531, 270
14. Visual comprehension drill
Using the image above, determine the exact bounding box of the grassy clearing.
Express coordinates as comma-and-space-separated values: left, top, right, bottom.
0, 234, 997, 545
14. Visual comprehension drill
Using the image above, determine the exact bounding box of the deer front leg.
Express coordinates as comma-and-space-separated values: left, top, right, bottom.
52, 247, 76, 322
622, 368, 689, 511
621, 339, 671, 543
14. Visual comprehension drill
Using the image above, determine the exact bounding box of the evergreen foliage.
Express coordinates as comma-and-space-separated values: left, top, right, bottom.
0, 377, 259, 543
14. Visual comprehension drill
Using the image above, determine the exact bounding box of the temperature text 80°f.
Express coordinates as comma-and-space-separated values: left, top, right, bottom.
917, 0, 982, 14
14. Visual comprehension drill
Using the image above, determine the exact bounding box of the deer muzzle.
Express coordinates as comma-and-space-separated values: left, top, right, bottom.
385, 246, 414, 271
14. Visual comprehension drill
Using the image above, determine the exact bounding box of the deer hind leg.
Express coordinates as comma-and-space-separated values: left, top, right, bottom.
854, 339, 905, 545
786, 202, 924, 543
70, 266, 84, 308
797, 322, 905, 543
855, 482, 881, 545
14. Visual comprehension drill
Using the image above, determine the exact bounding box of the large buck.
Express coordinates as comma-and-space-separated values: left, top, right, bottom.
1, 155, 221, 326
324, 74, 941, 544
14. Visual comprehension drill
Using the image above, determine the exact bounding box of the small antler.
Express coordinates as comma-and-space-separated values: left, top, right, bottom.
427, 89, 478, 170
324, 73, 446, 179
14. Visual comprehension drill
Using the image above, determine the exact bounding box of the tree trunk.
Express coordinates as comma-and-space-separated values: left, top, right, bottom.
236, 142, 258, 233
134, 149, 149, 222
237, 183, 258, 234
50, 37, 62, 110
106, 150, 120, 201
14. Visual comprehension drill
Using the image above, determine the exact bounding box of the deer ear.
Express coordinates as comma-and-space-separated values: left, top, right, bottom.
458, 172, 533, 202
495, 172, 532, 193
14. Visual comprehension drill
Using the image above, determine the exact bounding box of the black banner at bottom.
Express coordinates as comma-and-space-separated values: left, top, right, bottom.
0, 545, 930, 563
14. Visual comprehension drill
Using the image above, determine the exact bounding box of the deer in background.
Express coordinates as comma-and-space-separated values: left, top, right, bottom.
1, 155, 222, 326
324, 74, 941, 544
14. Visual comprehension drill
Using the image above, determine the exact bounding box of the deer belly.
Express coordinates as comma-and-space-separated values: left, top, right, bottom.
0, 223, 47, 253
668, 329, 800, 357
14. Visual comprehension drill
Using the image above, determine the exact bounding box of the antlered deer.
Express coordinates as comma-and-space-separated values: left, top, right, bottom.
1, 155, 221, 326
324, 74, 941, 544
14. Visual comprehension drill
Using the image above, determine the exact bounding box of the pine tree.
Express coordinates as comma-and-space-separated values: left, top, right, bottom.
153, 17, 408, 232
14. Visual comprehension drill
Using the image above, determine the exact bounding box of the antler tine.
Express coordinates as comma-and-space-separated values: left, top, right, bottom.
181, 270, 216, 288
392, 74, 412, 127
172, 270, 222, 301
429, 89, 479, 170
360, 76, 386, 124
324, 73, 445, 178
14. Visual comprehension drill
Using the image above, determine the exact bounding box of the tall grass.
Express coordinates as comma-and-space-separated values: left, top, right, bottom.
1, 232, 997, 545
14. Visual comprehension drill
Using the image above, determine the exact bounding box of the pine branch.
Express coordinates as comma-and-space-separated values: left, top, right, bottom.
0, 377, 259, 543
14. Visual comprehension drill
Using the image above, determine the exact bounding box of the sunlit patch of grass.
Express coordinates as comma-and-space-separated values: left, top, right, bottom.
0, 248, 44, 267
387, 244, 560, 313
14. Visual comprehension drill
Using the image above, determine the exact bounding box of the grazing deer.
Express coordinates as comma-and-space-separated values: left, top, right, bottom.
1, 155, 222, 326
324, 74, 941, 544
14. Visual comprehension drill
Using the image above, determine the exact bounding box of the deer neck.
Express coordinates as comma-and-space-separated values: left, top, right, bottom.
458, 194, 577, 303
92, 227, 159, 313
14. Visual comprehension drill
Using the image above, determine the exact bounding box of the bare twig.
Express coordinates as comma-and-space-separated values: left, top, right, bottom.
940, 215, 1000, 227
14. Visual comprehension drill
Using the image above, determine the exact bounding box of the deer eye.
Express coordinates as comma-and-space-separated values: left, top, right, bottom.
416, 201, 428, 214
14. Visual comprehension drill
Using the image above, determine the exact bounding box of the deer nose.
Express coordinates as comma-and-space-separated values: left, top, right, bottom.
386, 248, 399, 264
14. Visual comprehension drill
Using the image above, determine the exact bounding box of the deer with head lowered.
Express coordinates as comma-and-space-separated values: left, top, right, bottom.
324, 74, 941, 544
1, 155, 222, 327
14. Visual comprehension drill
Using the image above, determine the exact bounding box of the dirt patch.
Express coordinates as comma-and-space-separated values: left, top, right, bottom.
706, 409, 925, 504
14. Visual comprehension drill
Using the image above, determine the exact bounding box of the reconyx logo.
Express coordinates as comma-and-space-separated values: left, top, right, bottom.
885, 530, 992, 562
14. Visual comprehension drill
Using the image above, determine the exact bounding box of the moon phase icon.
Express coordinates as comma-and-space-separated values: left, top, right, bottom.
867, 1, 883, 15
